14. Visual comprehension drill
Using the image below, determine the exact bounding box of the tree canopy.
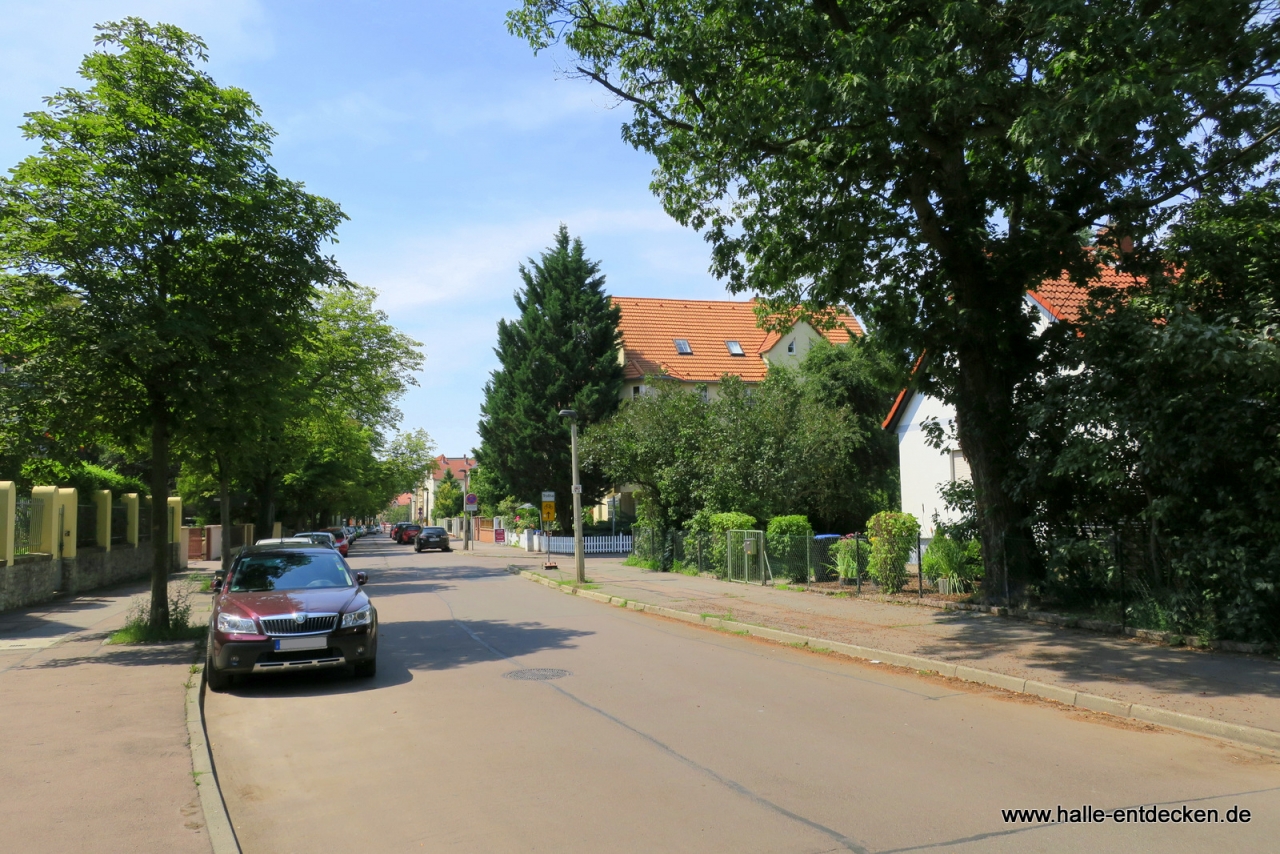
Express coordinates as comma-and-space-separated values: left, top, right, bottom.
475, 225, 624, 520
510, 0, 1280, 598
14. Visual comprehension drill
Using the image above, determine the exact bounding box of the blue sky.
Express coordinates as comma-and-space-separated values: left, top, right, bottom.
0, 1, 733, 456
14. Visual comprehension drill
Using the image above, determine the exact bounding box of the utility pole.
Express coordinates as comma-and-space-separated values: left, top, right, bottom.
559, 409, 585, 584
463, 466, 472, 552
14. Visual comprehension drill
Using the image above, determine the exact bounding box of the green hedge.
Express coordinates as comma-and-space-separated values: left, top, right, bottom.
866, 511, 919, 593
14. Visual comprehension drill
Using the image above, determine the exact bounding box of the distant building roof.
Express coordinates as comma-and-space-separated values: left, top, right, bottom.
613, 296, 862, 383
433, 455, 477, 482
393, 493, 412, 506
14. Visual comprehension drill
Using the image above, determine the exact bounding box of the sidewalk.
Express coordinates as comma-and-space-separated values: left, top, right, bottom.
0, 572, 214, 854
483, 543, 1280, 738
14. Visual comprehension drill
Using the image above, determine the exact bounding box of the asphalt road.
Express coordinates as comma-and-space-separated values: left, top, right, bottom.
205, 537, 1280, 853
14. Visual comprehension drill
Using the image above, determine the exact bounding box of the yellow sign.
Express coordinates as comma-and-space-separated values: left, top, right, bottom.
541, 501, 556, 522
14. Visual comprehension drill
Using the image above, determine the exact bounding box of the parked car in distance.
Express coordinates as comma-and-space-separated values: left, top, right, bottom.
395, 523, 422, 545
206, 544, 377, 690
324, 527, 350, 557
293, 531, 337, 549
414, 526, 451, 552
390, 522, 411, 540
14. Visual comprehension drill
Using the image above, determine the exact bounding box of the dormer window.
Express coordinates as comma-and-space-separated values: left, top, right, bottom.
674, 338, 693, 355
725, 340, 744, 356
786, 340, 796, 354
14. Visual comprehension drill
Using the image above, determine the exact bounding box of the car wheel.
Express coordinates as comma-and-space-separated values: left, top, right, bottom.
354, 657, 377, 678
414, 545, 422, 552
206, 652, 232, 692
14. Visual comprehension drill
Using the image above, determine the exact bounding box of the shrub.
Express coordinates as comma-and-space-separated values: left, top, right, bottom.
830, 535, 864, 580
921, 534, 982, 593
866, 511, 919, 593
685, 510, 757, 577
766, 515, 813, 583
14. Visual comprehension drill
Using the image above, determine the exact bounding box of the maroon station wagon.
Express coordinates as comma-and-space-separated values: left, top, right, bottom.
206, 544, 378, 690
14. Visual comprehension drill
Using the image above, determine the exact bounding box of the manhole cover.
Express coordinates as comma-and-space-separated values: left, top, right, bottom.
504, 668, 570, 681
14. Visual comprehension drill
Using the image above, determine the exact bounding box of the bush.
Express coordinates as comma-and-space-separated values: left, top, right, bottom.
766, 515, 813, 583
685, 510, 757, 577
921, 534, 982, 593
830, 535, 865, 580
866, 511, 919, 593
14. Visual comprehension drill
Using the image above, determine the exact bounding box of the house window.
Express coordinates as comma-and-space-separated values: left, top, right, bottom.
698, 386, 709, 403
725, 340, 744, 356
632, 385, 641, 399
674, 338, 693, 355
786, 340, 795, 354
950, 450, 971, 482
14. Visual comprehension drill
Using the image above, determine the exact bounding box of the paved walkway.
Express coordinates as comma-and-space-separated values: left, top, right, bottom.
483, 542, 1280, 736
0, 571, 213, 854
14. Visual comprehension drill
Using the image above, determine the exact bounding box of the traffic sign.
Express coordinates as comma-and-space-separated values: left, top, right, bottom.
571, 484, 582, 494
541, 501, 556, 522
464, 492, 478, 513
541, 491, 555, 502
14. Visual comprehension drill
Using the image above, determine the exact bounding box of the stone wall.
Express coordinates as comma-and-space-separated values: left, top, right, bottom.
0, 542, 183, 613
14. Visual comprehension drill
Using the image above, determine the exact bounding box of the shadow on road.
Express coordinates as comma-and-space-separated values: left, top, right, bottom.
914, 611, 1280, 699
222, 617, 593, 699
19, 640, 198, 669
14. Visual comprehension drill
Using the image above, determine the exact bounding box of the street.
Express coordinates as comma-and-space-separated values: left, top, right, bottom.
205, 537, 1280, 853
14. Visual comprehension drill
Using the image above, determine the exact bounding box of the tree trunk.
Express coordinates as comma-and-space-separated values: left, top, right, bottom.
148, 399, 171, 629
218, 454, 233, 576
254, 473, 277, 540
952, 324, 1040, 605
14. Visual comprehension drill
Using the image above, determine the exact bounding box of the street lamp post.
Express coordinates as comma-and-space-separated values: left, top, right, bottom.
559, 409, 585, 584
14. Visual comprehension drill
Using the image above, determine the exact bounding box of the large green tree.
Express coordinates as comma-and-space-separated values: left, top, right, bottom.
476, 225, 624, 520
1, 19, 345, 626
510, 0, 1280, 599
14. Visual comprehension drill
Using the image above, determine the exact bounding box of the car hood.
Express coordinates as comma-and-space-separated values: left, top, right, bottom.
221, 587, 366, 618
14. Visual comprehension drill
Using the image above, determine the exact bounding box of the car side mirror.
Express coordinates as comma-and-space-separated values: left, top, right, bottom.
356, 571, 367, 586
211, 578, 223, 593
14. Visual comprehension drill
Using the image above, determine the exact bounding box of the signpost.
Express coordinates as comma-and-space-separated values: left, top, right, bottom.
540, 491, 556, 569
464, 493, 478, 512
495, 528, 505, 545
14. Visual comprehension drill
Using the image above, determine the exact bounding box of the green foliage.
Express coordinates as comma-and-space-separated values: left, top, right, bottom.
108, 581, 204, 644
583, 340, 898, 533
1016, 184, 1280, 641
476, 226, 623, 521
434, 470, 462, 520
830, 537, 864, 580
511, 0, 1280, 593
922, 535, 982, 593
866, 511, 920, 594
766, 514, 813, 582
766, 515, 812, 542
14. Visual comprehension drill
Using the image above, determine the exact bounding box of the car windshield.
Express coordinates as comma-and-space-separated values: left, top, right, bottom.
230, 552, 352, 592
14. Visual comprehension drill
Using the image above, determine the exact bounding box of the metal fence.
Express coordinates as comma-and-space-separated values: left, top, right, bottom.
14, 498, 32, 556
137, 502, 151, 542
76, 504, 97, 547
727, 530, 769, 584
110, 502, 128, 545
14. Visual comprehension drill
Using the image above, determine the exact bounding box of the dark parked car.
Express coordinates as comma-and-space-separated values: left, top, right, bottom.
414, 526, 451, 552
395, 523, 422, 545
205, 544, 377, 690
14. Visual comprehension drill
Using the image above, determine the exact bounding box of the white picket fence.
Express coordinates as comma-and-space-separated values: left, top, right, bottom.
531, 534, 632, 555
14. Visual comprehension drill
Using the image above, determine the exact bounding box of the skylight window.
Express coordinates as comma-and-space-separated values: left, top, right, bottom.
674, 338, 693, 355
726, 340, 744, 356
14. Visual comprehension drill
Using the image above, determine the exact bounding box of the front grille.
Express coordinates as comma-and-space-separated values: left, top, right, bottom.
260, 614, 338, 636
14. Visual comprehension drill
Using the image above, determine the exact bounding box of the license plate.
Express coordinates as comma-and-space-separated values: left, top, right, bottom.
275, 636, 328, 651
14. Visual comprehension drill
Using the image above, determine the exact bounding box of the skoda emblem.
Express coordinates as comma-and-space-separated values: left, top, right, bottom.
294, 613, 306, 624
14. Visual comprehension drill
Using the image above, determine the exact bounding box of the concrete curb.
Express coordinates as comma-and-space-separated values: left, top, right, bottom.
514, 568, 1280, 753
185, 667, 241, 854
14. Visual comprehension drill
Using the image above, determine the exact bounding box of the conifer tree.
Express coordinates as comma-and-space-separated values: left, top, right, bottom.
476, 226, 623, 521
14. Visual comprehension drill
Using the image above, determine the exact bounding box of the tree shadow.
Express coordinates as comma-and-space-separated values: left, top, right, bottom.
220, 617, 594, 699
914, 612, 1280, 700
19, 640, 198, 669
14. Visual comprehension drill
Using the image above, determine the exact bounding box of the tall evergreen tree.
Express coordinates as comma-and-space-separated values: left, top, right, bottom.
476, 225, 623, 521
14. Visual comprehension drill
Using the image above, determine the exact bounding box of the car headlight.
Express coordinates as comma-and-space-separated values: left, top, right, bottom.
217, 612, 257, 634
341, 604, 373, 628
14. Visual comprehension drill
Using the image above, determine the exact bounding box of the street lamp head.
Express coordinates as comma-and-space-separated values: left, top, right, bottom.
558, 409, 577, 420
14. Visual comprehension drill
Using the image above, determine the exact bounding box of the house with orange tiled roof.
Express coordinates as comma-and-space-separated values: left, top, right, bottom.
596, 297, 862, 522
416, 454, 476, 522
883, 268, 1141, 541
613, 296, 862, 401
